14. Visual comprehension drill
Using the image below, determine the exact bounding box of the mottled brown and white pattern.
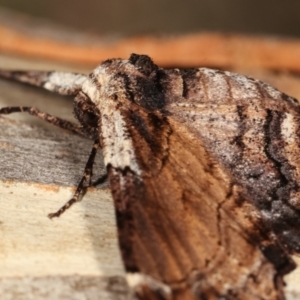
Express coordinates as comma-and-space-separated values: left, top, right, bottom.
1, 54, 300, 300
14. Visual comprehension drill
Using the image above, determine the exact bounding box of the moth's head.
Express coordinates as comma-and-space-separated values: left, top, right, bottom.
80, 54, 165, 111
73, 91, 100, 139
73, 54, 164, 137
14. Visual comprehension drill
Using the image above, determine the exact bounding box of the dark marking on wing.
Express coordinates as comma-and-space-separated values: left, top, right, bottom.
179, 69, 199, 99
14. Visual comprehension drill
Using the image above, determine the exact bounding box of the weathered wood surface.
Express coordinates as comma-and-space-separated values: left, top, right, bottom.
0, 180, 132, 300
0, 56, 136, 299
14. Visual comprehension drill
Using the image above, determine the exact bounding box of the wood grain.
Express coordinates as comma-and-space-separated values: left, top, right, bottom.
0, 118, 137, 299
0, 59, 136, 299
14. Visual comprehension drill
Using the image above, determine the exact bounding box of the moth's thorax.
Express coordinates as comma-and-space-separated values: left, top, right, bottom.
80, 59, 146, 176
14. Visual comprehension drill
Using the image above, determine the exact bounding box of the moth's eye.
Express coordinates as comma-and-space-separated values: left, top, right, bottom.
82, 110, 98, 128
74, 92, 100, 130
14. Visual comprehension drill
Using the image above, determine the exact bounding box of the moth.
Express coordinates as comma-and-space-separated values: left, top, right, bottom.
1, 54, 300, 300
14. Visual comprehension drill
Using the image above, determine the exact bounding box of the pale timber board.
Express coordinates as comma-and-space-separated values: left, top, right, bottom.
0, 119, 136, 299
0, 55, 134, 299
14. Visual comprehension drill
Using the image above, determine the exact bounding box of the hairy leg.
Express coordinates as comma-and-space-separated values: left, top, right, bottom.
0, 70, 86, 95
48, 139, 100, 218
0, 106, 92, 138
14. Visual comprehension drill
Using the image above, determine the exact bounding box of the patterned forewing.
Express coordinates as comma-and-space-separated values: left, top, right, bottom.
107, 104, 285, 300
166, 68, 300, 253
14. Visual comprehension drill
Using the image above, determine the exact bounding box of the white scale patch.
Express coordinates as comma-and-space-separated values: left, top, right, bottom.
281, 113, 295, 143
44, 72, 87, 95
200, 68, 229, 101
100, 107, 142, 176
224, 71, 259, 100
126, 272, 171, 296
82, 73, 142, 176
263, 84, 282, 100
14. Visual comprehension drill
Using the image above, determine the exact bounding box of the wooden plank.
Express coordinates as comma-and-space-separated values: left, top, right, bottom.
0, 56, 135, 299
0, 119, 136, 299
0, 181, 132, 299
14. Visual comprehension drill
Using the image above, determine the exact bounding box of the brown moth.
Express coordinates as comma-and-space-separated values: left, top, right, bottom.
1, 54, 300, 299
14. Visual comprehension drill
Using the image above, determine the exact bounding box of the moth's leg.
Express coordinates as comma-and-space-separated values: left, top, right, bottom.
0, 70, 86, 95
0, 106, 89, 137
48, 139, 100, 219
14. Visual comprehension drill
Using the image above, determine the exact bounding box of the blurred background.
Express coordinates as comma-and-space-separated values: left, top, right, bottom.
0, 1, 299, 71
0, 0, 300, 37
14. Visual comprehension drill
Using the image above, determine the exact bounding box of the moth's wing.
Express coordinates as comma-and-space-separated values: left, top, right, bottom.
107, 107, 291, 300
0, 70, 86, 95
163, 68, 300, 254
